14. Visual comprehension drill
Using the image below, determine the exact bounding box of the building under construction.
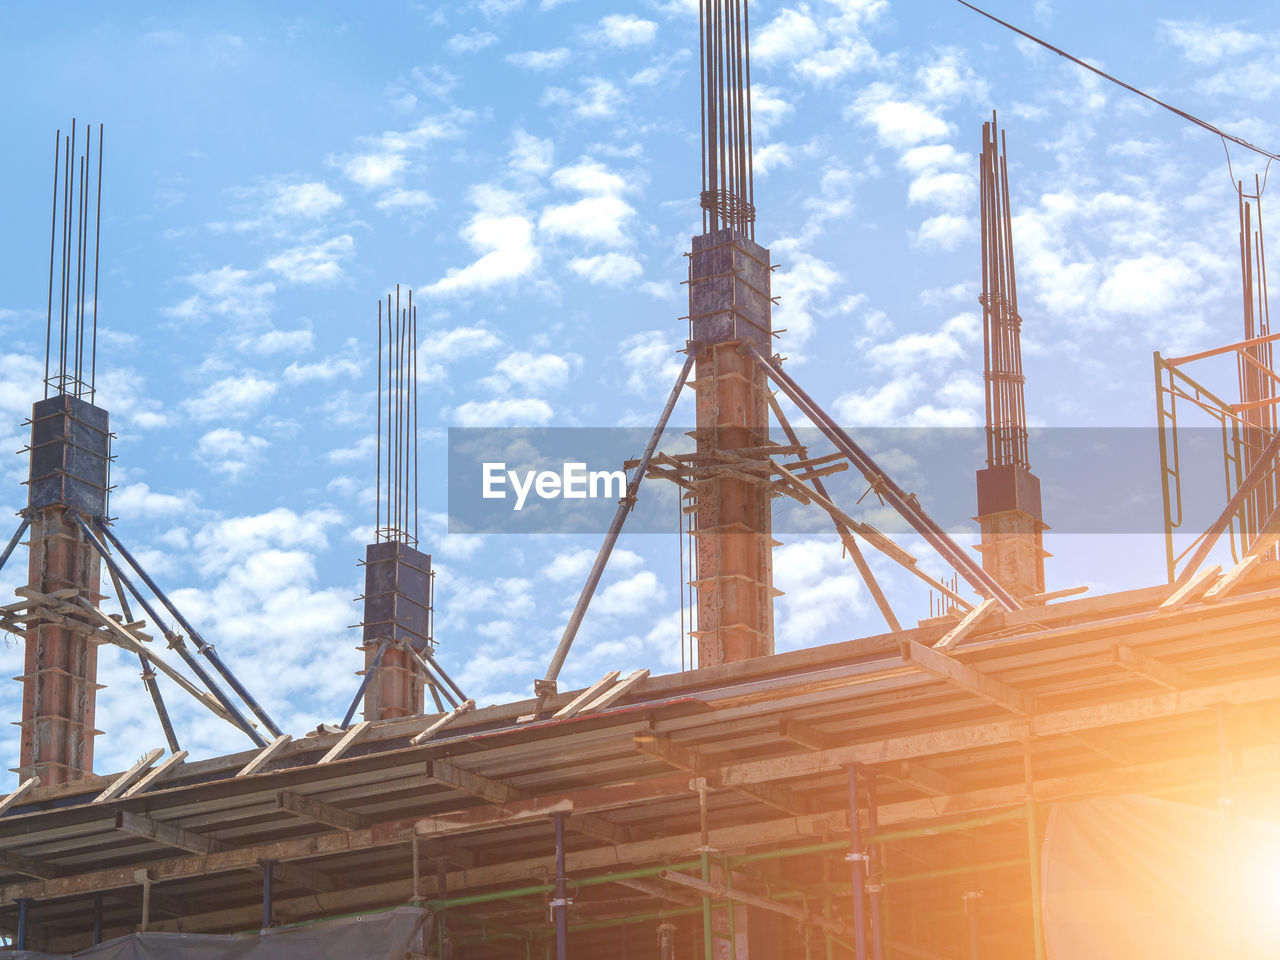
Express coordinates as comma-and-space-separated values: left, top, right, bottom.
1, 3, 1279, 959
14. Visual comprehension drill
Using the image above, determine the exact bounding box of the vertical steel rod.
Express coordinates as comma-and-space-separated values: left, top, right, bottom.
848, 765, 868, 960
92, 892, 103, 945
1024, 742, 1044, 960
866, 770, 884, 960
45, 129, 60, 397
16, 899, 30, 949
437, 857, 450, 960
262, 859, 274, 929
554, 813, 569, 960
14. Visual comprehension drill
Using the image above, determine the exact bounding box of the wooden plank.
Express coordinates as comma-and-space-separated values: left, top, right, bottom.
0, 778, 39, 817
552, 672, 620, 720
634, 732, 809, 816
1114, 644, 1192, 691
1160, 563, 1222, 610
237, 734, 292, 777
121, 751, 189, 799
319, 721, 372, 765
1020, 585, 1089, 605
114, 810, 338, 894
579, 669, 650, 715
1204, 554, 1264, 602
901, 640, 1036, 715
933, 598, 998, 652
93, 749, 165, 804
882, 761, 967, 798
409, 699, 476, 746
275, 790, 371, 831
426, 759, 634, 845
0, 849, 63, 879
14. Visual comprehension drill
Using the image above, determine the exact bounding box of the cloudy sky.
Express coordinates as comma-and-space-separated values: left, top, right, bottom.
0, 0, 1277, 773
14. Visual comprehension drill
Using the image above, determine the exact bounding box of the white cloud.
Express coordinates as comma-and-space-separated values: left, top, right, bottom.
754, 9, 823, 64
453, 397, 554, 426
196, 427, 270, 479
754, 142, 794, 177
539, 159, 636, 248
545, 546, 642, 582
483, 351, 575, 393
854, 90, 952, 149
271, 182, 343, 219
283, 352, 362, 384
510, 129, 554, 176
425, 186, 538, 296
426, 326, 503, 357
164, 266, 275, 323
620, 331, 684, 395
772, 254, 842, 347
916, 214, 972, 250
506, 48, 572, 70
183, 374, 278, 421
341, 153, 408, 189
593, 570, 661, 616
541, 78, 623, 119
265, 235, 355, 284
1161, 19, 1265, 64
593, 14, 658, 48
834, 376, 921, 426
569, 252, 643, 285
242, 329, 313, 355
447, 31, 498, 54
376, 188, 435, 211
111, 483, 192, 517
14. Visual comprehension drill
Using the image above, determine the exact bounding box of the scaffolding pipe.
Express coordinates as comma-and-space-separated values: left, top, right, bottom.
1024, 742, 1045, 960
71, 514, 266, 746
261, 860, 274, 930
849, 766, 868, 960
748, 345, 1021, 610
698, 782, 713, 960
95, 520, 283, 738
16, 898, 30, 950
107, 563, 180, 754
553, 813, 569, 960
428, 807, 1033, 913
542, 351, 696, 689
92, 892, 103, 946
342, 640, 389, 729
867, 770, 884, 960
0, 517, 30, 578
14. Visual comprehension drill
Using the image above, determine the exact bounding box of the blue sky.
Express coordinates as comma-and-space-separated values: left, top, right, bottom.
1, 0, 1277, 773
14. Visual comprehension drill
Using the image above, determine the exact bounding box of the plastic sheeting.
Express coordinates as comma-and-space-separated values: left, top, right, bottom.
8, 906, 431, 960
1043, 794, 1280, 959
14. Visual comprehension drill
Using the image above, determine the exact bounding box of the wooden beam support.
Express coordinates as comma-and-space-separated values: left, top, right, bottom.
634, 732, 810, 815
237, 734, 292, 777
1204, 554, 1264, 602
780, 720, 965, 796
0, 849, 63, 880
114, 811, 338, 894
933, 598, 998, 652
319, 721, 372, 764
900, 640, 1036, 715
121, 751, 188, 799
410, 700, 476, 745
93, 749, 165, 804
275, 790, 371, 831
579, 669, 650, 715
426, 759, 635, 845
1114, 643, 1193, 691
552, 672, 620, 720
1160, 563, 1222, 610
0, 778, 39, 817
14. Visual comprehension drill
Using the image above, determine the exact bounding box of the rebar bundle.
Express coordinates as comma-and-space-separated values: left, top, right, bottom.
376, 286, 419, 546
44, 119, 104, 401
699, 0, 755, 237
978, 113, 1029, 470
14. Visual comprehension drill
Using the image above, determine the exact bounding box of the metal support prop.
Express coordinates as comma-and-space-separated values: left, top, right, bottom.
70, 514, 266, 746
0, 517, 30, 577
437, 858, 450, 960
847, 765, 868, 960
261, 859, 274, 930
95, 519, 283, 738
16, 898, 30, 949
963, 891, 981, 960
107, 563, 180, 753
866, 770, 884, 960
697, 781, 713, 960
542, 351, 697, 690
341, 639, 389, 729
553, 813, 569, 960
400, 640, 463, 707
92, 892, 103, 945
1023, 742, 1044, 960
748, 346, 1021, 610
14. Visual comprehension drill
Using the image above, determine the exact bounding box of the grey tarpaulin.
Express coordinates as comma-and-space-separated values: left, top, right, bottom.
6, 906, 431, 960
1043, 794, 1280, 959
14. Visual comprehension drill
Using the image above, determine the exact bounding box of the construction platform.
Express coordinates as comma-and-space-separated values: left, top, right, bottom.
1, 562, 1277, 957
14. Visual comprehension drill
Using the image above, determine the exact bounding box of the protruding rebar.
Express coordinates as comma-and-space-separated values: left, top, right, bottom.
699, 0, 755, 237
374, 287, 420, 546
42, 119, 104, 401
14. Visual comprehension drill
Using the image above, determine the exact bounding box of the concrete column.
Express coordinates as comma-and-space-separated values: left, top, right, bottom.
361, 541, 431, 720
19, 394, 109, 784
687, 228, 776, 666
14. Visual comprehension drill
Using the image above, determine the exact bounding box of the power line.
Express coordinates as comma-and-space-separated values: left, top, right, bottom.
954, 0, 1280, 163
